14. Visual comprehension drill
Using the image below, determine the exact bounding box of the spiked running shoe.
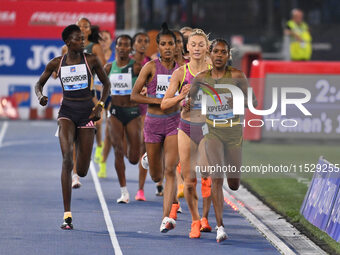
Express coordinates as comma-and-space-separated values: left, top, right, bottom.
169, 203, 180, 220
189, 220, 201, 238
201, 177, 211, 198
94, 145, 103, 163
160, 217, 176, 233
155, 184, 163, 196
135, 189, 146, 201
97, 162, 107, 178
177, 183, 184, 198
72, 174, 82, 189
200, 217, 212, 232
117, 192, 129, 204
61, 217, 73, 230
216, 226, 228, 243
141, 152, 149, 170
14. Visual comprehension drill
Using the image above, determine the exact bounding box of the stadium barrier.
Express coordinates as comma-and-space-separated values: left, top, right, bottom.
300, 156, 340, 242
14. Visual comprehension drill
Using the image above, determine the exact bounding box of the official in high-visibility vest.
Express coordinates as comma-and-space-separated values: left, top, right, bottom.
285, 9, 312, 61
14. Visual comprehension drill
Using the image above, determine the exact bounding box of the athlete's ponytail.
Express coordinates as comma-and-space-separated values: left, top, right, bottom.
77, 17, 101, 44
88, 25, 101, 44
156, 22, 176, 45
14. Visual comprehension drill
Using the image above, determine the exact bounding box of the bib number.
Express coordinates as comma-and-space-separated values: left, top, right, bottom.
206, 93, 234, 120
156, 74, 171, 98
110, 73, 132, 95
61, 64, 88, 91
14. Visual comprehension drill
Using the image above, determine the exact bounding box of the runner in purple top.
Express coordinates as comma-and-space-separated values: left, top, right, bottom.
131, 23, 182, 233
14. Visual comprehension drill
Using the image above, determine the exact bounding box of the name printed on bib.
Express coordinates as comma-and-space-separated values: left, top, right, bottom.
156, 74, 172, 98
110, 73, 132, 95
61, 64, 88, 91
206, 93, 234, 120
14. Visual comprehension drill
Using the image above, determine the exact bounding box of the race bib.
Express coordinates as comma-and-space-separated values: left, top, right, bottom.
206, 93, 234, 120
60, 64, 88, 91
110, 73, 132, 95
156, 74, 171, 98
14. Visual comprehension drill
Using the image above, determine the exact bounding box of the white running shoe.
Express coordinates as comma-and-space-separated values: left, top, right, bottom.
160, 217, 176, 233
216, 226, 228, 243
141, 152, 149, 170
177, 205, 182, 213
117, 191, 130, 204
72, 174, 82, 189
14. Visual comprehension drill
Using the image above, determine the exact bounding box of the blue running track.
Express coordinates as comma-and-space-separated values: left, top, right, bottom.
0, 120, 280, 255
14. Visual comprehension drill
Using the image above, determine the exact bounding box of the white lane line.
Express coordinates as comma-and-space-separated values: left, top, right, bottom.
90, 161, 123, 255
223, 188, 296, 255
0, 121, 9, 147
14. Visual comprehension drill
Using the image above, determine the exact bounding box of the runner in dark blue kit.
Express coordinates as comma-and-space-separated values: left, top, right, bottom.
35, 24, 110, 230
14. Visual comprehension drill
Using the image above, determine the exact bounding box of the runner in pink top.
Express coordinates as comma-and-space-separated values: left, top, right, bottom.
131, 23, 183, 234
161, 29, 213, 239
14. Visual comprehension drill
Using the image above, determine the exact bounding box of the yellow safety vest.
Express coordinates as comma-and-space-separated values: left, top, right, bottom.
287, 20, 312, 60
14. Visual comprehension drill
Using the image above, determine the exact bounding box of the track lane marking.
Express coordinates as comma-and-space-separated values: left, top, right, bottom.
0, 121, 8, 147
90, 161, 123, 255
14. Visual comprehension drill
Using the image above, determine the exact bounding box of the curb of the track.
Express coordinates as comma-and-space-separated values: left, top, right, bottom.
223, 182, 327, 255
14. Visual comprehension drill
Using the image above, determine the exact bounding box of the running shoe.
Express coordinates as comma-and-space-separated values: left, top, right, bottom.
216, 226, 228, 243
177, 183, 184, 198
72, 174, 82, 189
189, 220, 201, 238
160, 217, 176, 233
201, 177, 211, 198
141, 152, 149, 170
94, 145, 103, 163
135, 189, 146, 201
169, 202, 180, 220
177, 204, 182, 213
155, 184, 163, 196
60, 217, 73, 230
140, 152, 149, 170
200, 217, 212, 232
97, 161, 107, 178
117, 191, 130, 203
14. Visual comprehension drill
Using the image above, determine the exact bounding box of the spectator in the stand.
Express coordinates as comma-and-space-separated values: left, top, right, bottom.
284, 9, 312, 61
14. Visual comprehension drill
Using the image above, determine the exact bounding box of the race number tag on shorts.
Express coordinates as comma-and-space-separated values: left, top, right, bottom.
156, 75, 171, 98
202, 123, 209, 136
206, 93, 234, 120
110, 73, 132, 95
60, 64, 88, 91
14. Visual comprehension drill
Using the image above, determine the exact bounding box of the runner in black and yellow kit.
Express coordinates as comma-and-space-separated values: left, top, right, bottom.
35, 24, 110, 230
61, 17, 106, 189
100, 35, 142, 203
192, 38, 257, 243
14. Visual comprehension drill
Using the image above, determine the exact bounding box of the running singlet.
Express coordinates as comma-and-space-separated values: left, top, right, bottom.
58, 53, 93, 99
84, 42, 94, 54
203, 66, 240, 127
179, 63, 211, 110
109, 59, 137, 95
147, 58, 179, 98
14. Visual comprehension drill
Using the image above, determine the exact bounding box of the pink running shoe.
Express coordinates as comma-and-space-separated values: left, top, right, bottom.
135, 189, 146, 201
